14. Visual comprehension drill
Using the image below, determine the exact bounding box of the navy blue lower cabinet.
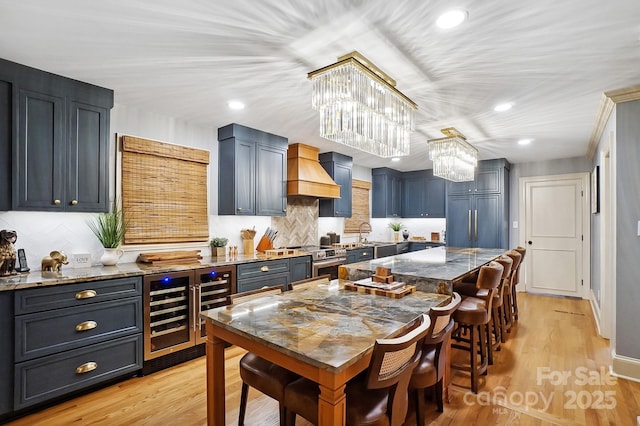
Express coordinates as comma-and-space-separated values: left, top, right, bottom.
237, 259, 290, 293
14, 334, 142, 409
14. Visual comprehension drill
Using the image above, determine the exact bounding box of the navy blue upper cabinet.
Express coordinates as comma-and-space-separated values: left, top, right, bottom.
446, 159, 510, 249
319, 152, 352, 217
218, 123, 287, 216
0, 58, 113, 212
401, 170, 446, 218
372, 167, 402, 218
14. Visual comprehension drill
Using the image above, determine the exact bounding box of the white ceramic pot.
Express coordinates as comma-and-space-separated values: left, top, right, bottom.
101, 248, 123, 266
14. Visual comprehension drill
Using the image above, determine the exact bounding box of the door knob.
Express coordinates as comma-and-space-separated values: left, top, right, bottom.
528, 241, 533, 245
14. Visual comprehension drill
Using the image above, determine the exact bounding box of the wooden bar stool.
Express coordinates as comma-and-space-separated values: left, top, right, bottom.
409, 293, 462, 425
503, 250, 522, 334
512, 246, 527, 321
451, 261, 503, 393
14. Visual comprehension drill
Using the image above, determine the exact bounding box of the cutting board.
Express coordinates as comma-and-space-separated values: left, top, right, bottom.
344, 282, 416, 298
137, 250, 202, 264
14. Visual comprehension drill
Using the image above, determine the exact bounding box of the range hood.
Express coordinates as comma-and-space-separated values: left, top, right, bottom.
287, 143, 340, 198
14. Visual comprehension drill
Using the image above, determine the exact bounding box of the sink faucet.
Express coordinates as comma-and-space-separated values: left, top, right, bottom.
358, 222, 372, 244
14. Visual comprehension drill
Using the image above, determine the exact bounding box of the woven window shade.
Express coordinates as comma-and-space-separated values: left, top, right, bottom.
121, 135, 210, 244
344, 179, 372, 233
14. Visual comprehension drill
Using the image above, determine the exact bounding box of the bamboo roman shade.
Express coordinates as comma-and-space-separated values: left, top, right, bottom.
121, 135, 209, 244
344, 179, 372, 233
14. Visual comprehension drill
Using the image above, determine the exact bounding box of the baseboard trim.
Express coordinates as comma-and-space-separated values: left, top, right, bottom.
589, 289, 604, 337
611, 351, 640, 383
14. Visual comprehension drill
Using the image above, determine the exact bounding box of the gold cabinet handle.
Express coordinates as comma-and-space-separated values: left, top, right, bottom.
237, 207, 243, 211
75, 290, 97, 300
76, 361, 98, 374
260, 266, 269, 272
75, 320, 97, 332
54, 199, 61, 205
70, 199, 78, 205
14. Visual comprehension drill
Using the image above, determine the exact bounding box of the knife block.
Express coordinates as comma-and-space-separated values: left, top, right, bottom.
255, 236, 272, 252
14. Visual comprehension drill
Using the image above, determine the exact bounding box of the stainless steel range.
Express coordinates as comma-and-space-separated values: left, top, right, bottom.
310, 247, 347, 279
289, 246, 347, 279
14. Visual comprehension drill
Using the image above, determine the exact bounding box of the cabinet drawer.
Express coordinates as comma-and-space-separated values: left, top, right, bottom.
15, 298, 142, 362
14, 334, 142, 409
15, 276, 142, 314
237, 272, 290, 294
237, 259, 289, 280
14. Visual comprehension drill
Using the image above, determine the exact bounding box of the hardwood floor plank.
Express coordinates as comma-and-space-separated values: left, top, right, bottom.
5, 293, 640, 426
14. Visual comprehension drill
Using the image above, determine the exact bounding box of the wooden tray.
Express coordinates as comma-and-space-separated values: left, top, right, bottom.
344, 282, 416, 298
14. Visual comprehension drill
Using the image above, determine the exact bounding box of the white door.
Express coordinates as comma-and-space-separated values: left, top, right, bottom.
520, 173, 589, 298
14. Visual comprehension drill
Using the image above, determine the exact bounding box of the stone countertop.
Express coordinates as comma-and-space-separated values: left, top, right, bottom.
0, 251, 312, 292
201, 279, 449, 372
339, 246, 505, 293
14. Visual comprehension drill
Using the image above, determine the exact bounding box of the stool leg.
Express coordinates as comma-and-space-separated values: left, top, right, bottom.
486, 317, 494, 366
513, 290, 519, 321
470, 325, 478, 393
415, 388, 425, 425
238, 382, 249, 426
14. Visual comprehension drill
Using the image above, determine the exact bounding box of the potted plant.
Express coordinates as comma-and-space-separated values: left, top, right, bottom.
210, 237, 228, 258
87, 200, 128, 266
388, 222, 403, 243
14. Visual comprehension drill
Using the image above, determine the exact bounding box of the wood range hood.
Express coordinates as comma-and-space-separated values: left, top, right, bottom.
287, 143, 340, 199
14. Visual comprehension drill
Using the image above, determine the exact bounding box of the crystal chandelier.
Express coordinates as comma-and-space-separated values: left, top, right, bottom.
427, 128, 478, 182
308, 51, 417, 158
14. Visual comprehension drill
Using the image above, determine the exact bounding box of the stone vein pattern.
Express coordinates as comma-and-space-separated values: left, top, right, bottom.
339, 246, 505, 294
271, 197, 318, 247
203, 281, 449, 372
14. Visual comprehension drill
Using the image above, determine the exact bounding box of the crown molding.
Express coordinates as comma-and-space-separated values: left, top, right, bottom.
587, 85, 640, 159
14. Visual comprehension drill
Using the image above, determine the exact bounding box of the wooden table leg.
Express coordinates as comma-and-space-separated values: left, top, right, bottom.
206, 324, 227, 426
317, 383, 347, 426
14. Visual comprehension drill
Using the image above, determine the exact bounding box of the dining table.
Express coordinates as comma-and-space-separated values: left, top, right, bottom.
201, 279, 450, 426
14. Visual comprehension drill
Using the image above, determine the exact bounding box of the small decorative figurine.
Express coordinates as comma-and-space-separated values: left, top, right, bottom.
41, 250, 69, 272
0, 229, 18, 276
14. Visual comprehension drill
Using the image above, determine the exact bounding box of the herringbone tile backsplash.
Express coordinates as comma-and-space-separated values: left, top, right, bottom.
271, 197, 318, 247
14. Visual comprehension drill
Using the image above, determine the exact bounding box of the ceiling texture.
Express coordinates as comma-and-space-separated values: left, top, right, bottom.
1, 0, 639, 171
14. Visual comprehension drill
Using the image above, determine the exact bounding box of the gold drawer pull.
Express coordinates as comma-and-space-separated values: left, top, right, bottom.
75, 321, 97, 332
76, 361, 97, 374
75, 290, 97, 300
260, 266, 269, 272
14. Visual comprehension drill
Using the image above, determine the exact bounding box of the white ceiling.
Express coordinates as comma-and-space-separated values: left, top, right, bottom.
1, 0, 639, 171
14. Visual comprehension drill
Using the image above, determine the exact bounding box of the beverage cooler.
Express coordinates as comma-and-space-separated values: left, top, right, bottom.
143, 266, 235, 361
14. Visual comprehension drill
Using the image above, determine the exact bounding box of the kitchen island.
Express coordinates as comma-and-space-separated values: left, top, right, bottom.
202, 279, 449, 426
339, 246, 505, 294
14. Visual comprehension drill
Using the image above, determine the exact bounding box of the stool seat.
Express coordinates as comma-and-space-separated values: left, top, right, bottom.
454, 296, 489, 324
239, 353, 300, 403
285, 373, 390, 426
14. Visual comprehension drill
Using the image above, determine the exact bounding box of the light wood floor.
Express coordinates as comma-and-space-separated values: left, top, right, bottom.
6, 293, 640, 426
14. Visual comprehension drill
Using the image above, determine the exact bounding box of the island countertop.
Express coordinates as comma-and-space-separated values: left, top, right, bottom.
339, 246, 505, 294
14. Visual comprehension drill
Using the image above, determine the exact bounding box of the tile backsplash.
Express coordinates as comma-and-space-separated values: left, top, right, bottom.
271, 197, 318, 247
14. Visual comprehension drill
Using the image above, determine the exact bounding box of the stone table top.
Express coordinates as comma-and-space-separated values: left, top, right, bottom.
201, 279, 449, 373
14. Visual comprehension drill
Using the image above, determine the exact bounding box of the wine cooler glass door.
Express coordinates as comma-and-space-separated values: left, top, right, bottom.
196, 266, 235, 344
144, 271, 195, 360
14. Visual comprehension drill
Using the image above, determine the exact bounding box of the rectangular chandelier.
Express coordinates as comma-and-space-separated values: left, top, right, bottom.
308, 51, 417, 158
427, 128, 478, 182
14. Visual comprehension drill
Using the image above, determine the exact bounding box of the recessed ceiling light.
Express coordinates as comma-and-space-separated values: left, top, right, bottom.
494, 102, 513, 112
518, 138, 533, 145
391, 157, 401, 162
436, 9, 468, 29
228, 101, 245, 110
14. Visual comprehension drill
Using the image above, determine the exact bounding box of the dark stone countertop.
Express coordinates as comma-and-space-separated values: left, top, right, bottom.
0, 251, 312, 292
